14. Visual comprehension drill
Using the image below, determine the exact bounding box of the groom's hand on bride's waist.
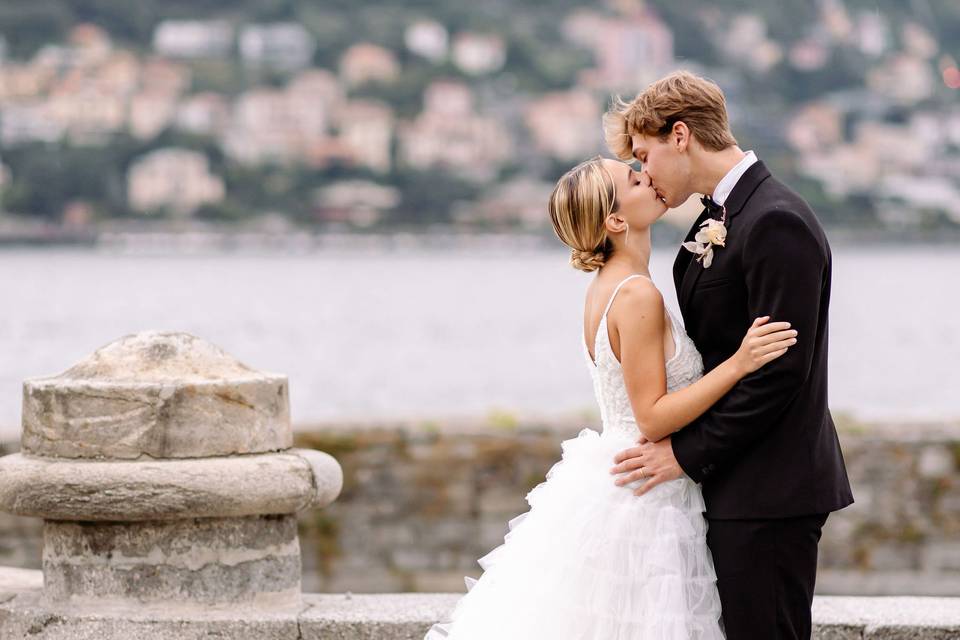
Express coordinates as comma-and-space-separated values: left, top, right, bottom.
609, 436, 684, 497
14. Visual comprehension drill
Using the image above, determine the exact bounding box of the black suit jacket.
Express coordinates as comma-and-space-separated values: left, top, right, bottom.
670, 160, 854, 519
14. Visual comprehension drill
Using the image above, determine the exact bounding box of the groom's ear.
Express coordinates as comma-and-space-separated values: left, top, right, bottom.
672, 121, 691, 153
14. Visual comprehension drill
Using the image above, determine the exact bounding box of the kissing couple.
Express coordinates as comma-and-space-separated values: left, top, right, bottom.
427, 70, 854, 640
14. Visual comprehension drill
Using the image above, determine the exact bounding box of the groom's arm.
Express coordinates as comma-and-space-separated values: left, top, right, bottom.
671, 207, 826, 483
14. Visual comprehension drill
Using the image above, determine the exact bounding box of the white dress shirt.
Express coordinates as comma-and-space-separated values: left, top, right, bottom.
712, 150, 757, 206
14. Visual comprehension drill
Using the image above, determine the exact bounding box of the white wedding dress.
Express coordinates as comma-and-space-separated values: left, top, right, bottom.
425, 274, 725, 639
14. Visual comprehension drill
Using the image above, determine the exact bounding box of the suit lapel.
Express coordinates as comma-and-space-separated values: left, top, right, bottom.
677, 161, 773, 313
673, 209, 710, 314
672, 208, 710, 292
678, 241, 708, 315
717, 160, 771, 231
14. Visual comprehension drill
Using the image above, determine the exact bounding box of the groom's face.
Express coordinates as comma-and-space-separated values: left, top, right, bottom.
631, 133, 691, 209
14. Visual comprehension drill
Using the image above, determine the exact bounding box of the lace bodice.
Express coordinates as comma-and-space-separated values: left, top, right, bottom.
581, 274, 705, 440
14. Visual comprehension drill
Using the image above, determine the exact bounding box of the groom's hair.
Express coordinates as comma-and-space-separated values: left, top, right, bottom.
603, 70, 738, 161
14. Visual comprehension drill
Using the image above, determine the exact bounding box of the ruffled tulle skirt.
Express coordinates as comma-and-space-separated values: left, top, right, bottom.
425, 427, 725, 640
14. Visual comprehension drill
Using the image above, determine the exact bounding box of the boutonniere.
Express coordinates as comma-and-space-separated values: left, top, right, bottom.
682, 217, 727, 269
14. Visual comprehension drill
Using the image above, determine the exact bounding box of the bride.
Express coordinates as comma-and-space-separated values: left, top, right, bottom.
425, 156, 798, 639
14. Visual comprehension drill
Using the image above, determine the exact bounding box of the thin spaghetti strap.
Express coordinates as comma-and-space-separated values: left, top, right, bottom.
600, 274, 652, 320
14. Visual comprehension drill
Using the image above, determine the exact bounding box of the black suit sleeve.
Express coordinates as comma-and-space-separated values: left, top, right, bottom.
672, 208, 826, 483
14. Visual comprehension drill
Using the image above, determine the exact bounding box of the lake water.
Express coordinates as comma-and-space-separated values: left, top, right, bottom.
0, 244, 957, 440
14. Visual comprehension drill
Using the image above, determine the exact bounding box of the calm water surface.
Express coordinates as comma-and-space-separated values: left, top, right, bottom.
0, 245, 955, 439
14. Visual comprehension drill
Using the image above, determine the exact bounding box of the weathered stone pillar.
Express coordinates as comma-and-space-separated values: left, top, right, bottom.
0, 331, 342, 611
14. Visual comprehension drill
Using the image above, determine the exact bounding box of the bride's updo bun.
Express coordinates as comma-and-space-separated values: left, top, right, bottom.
548, 156, 619, 273
570, 249, 607, 273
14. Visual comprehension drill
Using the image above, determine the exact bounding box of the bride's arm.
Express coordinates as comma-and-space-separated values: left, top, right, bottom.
612, 280, 795, 443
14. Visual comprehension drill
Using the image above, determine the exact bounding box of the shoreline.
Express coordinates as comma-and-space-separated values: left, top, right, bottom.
0, 226, 959, 255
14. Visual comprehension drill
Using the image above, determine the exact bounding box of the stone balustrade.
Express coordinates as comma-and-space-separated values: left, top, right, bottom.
0, 568, 957, 639
0, 332, 342, 616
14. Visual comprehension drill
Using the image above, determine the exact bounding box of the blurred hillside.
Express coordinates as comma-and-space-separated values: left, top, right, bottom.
0, 0, 958, 237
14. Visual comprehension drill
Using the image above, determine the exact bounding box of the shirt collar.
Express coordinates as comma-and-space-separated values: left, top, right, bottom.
712, 150, 757, 207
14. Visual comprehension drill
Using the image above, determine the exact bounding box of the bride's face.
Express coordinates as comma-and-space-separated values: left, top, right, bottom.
630, 132, 692, 209
601, 159, 668, 227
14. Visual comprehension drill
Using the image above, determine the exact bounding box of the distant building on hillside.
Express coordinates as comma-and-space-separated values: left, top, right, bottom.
95, 51, 140, 97
239, 23, 315, 71
175, 92, 231, 137
796, 117, 935, 201
153, 20, 233, 59
223, 89, 311, 164
333, 100, 394, 173
789, 38, 830, 71
222, 69, 390, 169
524, 90, 602, 160
139, 58, 191, 95
405, 20, 449, 62
339, 43, 400, 87
287, 69, 344, 113
67, 24, 113, 67
45, 78, 126, 144
855, 10, 890, 58
866, 53, 935, 105
128, 91, 178, 139
563, 8, 674, 90
127, 59, 190, 140
786, 102, 843, 153
398, 81, 512, 182
0, 63, 54, 101
127, 148, 225, 216
718, 14, 783, 74
313, 180, 400, 227
464, 177, 555, 229
451, 32, 506, 75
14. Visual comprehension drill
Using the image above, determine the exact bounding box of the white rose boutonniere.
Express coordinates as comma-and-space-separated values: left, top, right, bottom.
681, 218, 727, 269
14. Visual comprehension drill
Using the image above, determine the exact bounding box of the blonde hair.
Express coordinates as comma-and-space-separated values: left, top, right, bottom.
548, 156, 619, 273
603, 70, 737, 161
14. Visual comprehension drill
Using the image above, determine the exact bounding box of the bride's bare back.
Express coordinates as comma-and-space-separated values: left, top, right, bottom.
583, 270, 674, 366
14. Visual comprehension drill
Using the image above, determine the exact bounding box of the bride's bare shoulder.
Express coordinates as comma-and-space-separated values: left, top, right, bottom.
614, 277, 663, 310
606, 277, 665, 332
605, 278, 665, 360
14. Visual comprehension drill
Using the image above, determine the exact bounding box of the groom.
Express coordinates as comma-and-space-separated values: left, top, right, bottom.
605, 71, 853, 639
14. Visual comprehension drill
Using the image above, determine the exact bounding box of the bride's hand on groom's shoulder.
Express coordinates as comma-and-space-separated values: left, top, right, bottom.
609, 436, 683, 497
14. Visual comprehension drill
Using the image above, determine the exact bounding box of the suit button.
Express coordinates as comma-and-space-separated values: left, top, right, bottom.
701, 467, 710, 476
708, 463, 716, 471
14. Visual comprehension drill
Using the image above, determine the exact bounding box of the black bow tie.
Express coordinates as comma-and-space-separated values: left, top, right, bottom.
700, 195, 725, 221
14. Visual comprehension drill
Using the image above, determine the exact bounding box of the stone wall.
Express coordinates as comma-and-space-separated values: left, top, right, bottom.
2, 418, 959, 596
290, 417, 960, 596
